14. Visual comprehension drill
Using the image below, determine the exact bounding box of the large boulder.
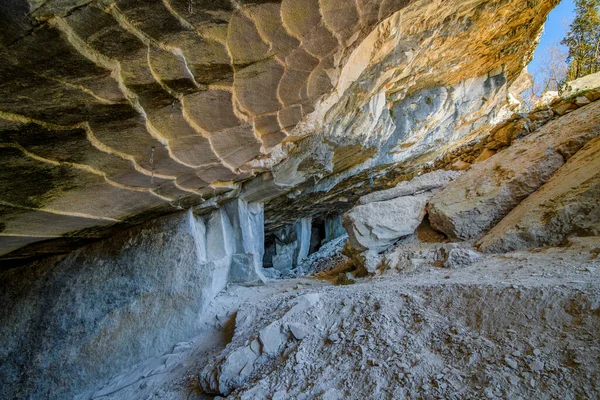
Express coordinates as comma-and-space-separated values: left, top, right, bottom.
428, 100, 600, 240
344, 171, 461, 252
561, 71, 600, 101
344, 193, 431, 252
478, 135, 600, 252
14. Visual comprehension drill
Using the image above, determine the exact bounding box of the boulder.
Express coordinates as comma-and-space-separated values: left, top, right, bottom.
561, 71, 600, 101
479, 135, 600, 252
344, 171, 462, 254
428, 100, 600, 240
344, 192, 431, 252
443, 248, 481, 268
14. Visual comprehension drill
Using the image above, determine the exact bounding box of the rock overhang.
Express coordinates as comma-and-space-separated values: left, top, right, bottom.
0, 0, 559, 264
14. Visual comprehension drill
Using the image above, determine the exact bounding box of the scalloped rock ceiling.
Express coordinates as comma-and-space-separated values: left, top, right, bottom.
0, 0, 557, 262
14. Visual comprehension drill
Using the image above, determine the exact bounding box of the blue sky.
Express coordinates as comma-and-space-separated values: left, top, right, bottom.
528, 0, 576, 72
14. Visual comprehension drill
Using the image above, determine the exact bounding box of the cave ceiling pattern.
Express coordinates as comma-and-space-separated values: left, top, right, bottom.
0, 0, 557, 262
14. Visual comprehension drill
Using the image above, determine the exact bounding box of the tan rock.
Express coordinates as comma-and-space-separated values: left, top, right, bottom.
479, 135, 600, 252
428, 101, 600, 240
320, 0, 360, 39
475, 148, 496, 163
210, 125, 263, 169
169, 136, 220, 167
234, 59, 284, 116
227, 12, 270, 65
552, 101, 578, 116
359, 170, 462, 205
451, 160, 471, 170
280, 0, 321, 40
250, 3, 299, 58
575, 96, 591, 107
561, 71, 600, 99
183, 90, 241, 133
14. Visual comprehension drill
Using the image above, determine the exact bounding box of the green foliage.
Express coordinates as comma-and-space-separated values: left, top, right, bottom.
561, 0, 600, 80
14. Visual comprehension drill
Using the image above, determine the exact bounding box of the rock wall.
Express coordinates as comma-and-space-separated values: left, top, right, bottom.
428, 100, 600, 240
0, 201, 265, 399
479, 135, 600, 252
335, 78, 600, 275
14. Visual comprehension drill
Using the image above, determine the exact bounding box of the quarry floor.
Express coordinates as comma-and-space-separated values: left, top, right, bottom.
83, 239, 600, 400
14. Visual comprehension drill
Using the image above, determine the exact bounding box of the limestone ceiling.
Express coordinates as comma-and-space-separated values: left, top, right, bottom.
0, 0, 401, 260
0, 0, 557, 264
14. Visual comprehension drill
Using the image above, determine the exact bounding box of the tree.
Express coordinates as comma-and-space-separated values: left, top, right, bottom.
532, 43, 569, 93
522, 43, 569, 109
561, 0, 600, 80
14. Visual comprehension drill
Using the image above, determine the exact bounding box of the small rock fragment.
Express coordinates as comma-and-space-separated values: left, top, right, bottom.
505, 357, 518, 369
444, 248, 482, 268
530, 360, 544, 372
259, 324, 286, 355
451, 160, 471, 170
552, 101, 578, 116
328, 332, 343, 343
336, 272, 357, 286
250, 339, 261, 355
289, 324, 309, 340
475, 148, 496, 163
575, 96, 591, 106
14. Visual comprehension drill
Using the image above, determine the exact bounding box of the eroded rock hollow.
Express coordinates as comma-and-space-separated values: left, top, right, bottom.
1, 0, 600, 399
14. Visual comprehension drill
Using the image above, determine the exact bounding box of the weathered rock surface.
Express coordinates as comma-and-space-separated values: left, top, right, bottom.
344, 171, 461, 253
561, 71, 600, 101
359, 171, 462, 205
194, 246, 600, 399
443, 248, 482, 268
200, 293, 321, 396
479, 135, 600, 252
0, 198, 269, 399
428, 100, 600, 240
0, 211, 221, 399
0, 0, 557, 261
345, 192, 431, 253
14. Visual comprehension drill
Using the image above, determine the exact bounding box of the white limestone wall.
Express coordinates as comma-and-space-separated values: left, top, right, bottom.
0, 201, 266, 399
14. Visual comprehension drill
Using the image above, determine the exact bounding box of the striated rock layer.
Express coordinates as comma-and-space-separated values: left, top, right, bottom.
479, 135, 600, 252
0, 0, 558, 262
0, 202, 269, 399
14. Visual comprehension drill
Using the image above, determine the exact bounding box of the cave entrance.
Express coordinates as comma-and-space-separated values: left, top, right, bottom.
262, 214, 346, 277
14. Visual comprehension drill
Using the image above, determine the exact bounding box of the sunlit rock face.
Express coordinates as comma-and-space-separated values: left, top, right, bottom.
0, 0, 557, 262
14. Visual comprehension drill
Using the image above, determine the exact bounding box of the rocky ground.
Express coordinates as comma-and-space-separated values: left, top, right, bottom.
81, 237, 600, 400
